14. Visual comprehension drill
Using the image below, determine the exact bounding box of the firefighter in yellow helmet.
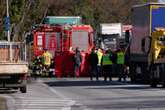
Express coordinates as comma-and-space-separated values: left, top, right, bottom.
42, 49, 52, 75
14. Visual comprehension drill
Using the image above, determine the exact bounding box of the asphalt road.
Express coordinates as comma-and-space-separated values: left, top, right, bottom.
0, 79, 75, 110
44, 78, 165, 110
1, 77, 165, 110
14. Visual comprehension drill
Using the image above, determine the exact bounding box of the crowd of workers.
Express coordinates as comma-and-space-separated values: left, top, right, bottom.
88, 47, 129, 82
32, 47, 129, 81
72, 46, 129, 82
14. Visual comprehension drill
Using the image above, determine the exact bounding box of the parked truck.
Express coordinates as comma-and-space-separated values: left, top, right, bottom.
130, 3, 165, 87
98, 23, 124, 50
0, 41, 28, 93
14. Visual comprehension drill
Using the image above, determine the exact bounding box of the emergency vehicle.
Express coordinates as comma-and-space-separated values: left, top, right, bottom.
32, 21, 94, 77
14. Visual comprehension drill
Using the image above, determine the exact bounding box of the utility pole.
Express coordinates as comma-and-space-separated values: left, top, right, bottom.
6, 0, 10, 42
6, 0, 12, 61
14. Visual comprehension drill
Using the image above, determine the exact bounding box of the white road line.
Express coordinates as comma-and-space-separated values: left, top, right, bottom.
15, 98, 74, 110
13, 79, 76, 110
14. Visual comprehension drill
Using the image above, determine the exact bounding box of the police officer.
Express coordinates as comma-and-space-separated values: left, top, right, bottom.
101, 49, 113, 81
116, 48, 125, 81
97, 48, 103, 78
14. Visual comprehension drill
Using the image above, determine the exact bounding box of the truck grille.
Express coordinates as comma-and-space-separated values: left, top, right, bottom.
0, 74, 20, 83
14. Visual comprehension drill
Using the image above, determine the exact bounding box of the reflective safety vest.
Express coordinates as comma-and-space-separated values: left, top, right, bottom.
102, 54, 112, 65
43, 51, 52, 66
117, 51, 125, 64
97, 51, 103, 65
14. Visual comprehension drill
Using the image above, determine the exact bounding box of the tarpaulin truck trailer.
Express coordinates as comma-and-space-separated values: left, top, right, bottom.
0, 42, 28, 93
130, 3, 165, 87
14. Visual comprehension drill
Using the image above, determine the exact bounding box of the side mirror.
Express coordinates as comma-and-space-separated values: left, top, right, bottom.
141, 38, 145, 52
141, 36, 152, 53
125, 30, 130, 43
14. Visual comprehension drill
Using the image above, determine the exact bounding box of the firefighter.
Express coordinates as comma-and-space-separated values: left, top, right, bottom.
32, 56, 39, 78
101, 49, 113, 81
42, 49, 52, 76
116, 48, 125, 82
49, 58, 55, 77
32, 55, 42, 78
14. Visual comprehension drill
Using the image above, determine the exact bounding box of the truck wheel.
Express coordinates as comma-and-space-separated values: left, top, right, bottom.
20, 86, 27, 93
150, 83, 157, 88
162, 82, 165, 88
141, 63, 150, 84
129, 63, 136, 83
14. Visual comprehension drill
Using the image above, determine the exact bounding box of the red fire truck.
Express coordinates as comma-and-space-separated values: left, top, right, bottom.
32, 24, 94, 77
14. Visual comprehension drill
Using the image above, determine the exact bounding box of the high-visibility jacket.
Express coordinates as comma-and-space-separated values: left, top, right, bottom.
42, 51, 52, 66
102, 54, 112, 65
97, 51, 103, 65
117, 51, 125, 64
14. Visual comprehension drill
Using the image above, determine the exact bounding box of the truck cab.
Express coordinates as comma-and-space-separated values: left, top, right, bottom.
130, 3, 165, 86
0, 41, 28, 93
98, 23, 123, 50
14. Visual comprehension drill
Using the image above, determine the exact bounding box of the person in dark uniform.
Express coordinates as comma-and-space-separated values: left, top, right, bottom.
109, 49, 117, 79
89, 48, 99, 81
49, 58, 55, 77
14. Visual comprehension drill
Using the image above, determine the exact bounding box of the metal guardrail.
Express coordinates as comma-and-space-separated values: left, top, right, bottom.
0, 41, 26, 62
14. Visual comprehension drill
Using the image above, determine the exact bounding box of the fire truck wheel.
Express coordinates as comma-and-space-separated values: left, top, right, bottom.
20, 86, 27, 93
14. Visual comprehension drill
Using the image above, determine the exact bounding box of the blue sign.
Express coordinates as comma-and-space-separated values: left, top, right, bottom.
5, 16, 10, 31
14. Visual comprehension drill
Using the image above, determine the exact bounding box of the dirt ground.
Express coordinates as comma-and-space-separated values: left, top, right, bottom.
0, 97, 7, 110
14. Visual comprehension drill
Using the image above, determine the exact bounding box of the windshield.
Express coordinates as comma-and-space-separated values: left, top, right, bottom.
101, 34, 119, 49
72, 31, 88, 51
